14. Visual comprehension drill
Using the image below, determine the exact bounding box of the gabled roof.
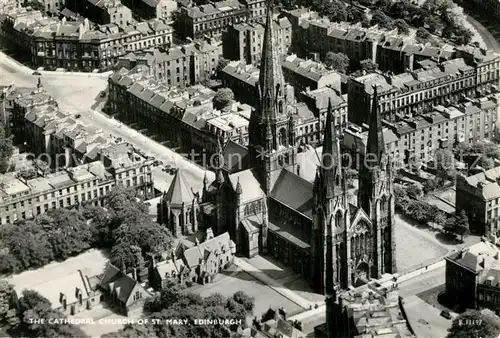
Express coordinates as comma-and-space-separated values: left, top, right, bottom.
99, 263, 145, 304
164, 169, 195, 206
270, 169, 314, 218
180, 232, 235, 268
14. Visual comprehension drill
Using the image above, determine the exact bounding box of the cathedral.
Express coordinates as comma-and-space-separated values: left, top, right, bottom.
158, 0, 396, 294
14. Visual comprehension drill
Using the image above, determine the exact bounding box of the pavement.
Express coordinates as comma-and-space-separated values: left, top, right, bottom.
402, 295, 452, 338
0, 51, 213, 193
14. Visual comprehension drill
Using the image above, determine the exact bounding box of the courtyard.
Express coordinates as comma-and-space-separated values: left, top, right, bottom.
189, 264, 305, 318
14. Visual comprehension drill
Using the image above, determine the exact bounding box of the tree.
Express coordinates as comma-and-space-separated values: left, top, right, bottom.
16, 290, 87, 337
325, 52, 349, 73
395, 19, 410, 35
377, 0, 392, 11
324, 1, 347, 22
444, 210, 470, 241
347, 7, 368, 24
406, 184, 422, 200
0, 280, 16, 327
416, 27, 431, 41
423, 178, 438, 194
0, 123, 13, 174
232, 291, 255, 314
1, 221, 54, 272
213, 88, 235, 110
38, 209, 92, 260
82, 204, 112, 247
371, 10, 394, 30
448, 309, 500, 338
435, 148, 456, 182
455, 210, 470, 242
359, 59, 378, 74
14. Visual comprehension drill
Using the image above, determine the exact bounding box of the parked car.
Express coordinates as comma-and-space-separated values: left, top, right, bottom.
440, 310, 452, 320
32, 71, 41, 76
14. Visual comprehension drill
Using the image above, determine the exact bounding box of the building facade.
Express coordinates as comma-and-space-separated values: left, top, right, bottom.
348, 51, 500, 126
222, 16, 291, 66
176, 0, 249, 40
150, 230, 236, 289
445, 240, 500, 313
0, 7, 173, 71
221, 58, 341, 107
456, 166, 500, 236
343, 95, 500, 167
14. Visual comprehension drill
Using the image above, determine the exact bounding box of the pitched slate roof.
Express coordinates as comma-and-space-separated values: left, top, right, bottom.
270, 169, 314, 218
99, 263, 141, 303
180, 232, 235, 268
164, 169, 195, 206
229, 168, 265, 203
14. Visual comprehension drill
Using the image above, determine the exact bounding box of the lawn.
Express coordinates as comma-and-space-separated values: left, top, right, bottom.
395, 214, 449, 272
189, 265, 304, 318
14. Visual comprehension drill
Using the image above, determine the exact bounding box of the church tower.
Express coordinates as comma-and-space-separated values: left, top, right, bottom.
248, 0, 297, 194
312, 99, 349, 294
357, 86, 396, 277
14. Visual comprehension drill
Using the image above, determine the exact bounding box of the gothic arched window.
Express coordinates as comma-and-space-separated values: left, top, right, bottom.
380, 195, 388, 215
335, 211, 343, 228
278, 128, 287, 147
279, 101, 283, 114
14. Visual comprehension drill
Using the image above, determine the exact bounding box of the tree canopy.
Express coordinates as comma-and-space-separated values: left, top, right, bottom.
325, 52, 349, 73
448, 309, 500, 338
4, 289, 88, 338
0, 186, 174, 274
213, 88, 235, 110
105, 287, 256, 338
0, 122, 13, 174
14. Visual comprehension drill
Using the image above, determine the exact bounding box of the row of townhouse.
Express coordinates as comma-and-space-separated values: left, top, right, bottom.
0, 7, 173, 71
114, 38, 222, 88
348, 48, 500, 126
220, 57, 342, 106
222, 15, 292, 66
108, 65, 254, 157
284, 8, 459, 74
343, 93, 500, 168
109, 64, 346, 151
0, 161, 115, 225
6, 87, 155, 195
176, 0, 266, 41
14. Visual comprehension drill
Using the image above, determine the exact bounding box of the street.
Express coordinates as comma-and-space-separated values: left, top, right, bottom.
466, 13, 500, 52
0, 52, 213, 193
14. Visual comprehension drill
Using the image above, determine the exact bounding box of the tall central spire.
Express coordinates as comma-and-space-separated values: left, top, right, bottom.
366, 85, 385, 167
258, 0, 286, 123
321, 99, 343, 198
